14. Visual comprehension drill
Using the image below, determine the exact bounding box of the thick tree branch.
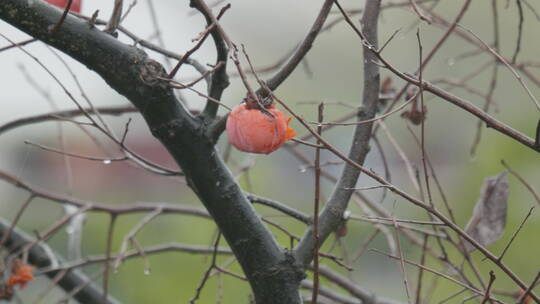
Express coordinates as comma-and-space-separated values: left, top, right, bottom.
0, 1, 304, 302
207, 0, 334, 140
189, 0, 230, 118
0, 219, 120, 304
294, 0, 381, 267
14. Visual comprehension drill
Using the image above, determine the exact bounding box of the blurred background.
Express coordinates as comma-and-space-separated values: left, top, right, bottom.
0, 0, 539, 303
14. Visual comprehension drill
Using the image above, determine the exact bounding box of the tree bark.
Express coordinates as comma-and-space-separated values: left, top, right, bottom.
0, 219, 120, 304
295, 0, 381, 267
0, 1, 304, 302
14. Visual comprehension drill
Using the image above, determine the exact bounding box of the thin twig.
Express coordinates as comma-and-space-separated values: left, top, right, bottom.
414, 235, 428, 304
261, 0, 334, 93
114, 207, 163, 270
49, 0, 74, 33
270, 88, 539, 301
0, 38, 37, 52
349, 215, 445, 227
481, 271, 497, 304
105, 0, 123, 34
102, 215, 118, 303
512, 0, 524, 63
391, 203, 412, 303
457, 24, 540, 112
24, 140, 128, 163
470, 2, 499, 157
497, 207, 534, 261
165, 61, 224, 90
370, 249, 502, 303
308, 91, 418, 126
190, 233, 222, 304
409, 0, 432, 23
120, 117, 132, 145
501, 160, 540, 205
0, 195, 35, 248
516, 272, 540, 304
311, 102, 323, 303
161, 75, 232, 111
145, 0, 172, 68
168, 4, 229, 79
329, 8, 539, 152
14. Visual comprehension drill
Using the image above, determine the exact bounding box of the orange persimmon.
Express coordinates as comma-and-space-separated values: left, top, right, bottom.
44, 0, 81, 13
517, 289, 533, 304
7, 262, 35, 290
226, 103, 296, 154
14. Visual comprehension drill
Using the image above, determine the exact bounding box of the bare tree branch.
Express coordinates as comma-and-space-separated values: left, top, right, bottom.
0, 2, 304, 302
0, 219, 120, 304
261, 0, 333, 93
295, 0, 382, 267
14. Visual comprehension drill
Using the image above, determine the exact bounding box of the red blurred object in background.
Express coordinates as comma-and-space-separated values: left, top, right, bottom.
44, 0, 81, 13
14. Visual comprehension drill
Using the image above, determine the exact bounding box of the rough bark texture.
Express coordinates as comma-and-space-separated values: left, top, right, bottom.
0, 219, 120, 304
295, 0, 382, 266
0, 1, 304, 302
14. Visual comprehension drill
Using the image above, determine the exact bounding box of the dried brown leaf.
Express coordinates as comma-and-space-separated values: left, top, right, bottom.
463, 172, 508, 252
